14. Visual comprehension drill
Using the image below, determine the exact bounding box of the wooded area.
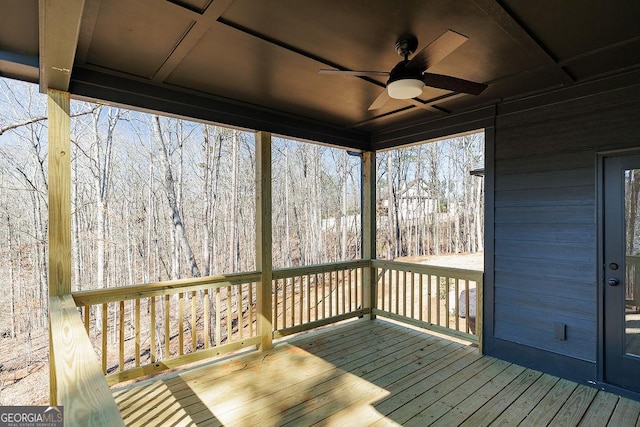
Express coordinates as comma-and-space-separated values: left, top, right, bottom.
0, 77, 482, 378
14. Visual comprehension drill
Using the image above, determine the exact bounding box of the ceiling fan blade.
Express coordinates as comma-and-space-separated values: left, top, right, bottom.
368, 88, 391, 110
422, 72, 488, 95
406, 30, 468, 71
318, 69, 389, 77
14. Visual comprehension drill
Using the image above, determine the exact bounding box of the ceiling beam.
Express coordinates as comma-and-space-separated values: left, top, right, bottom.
39, 0, 86, 92
152, 0, 236, 82
471, 0, 574, 86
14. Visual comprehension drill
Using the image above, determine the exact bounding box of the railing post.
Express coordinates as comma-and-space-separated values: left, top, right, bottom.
47, 89, 72, 405
256, 131, 273, 350
362, 151, 376, 319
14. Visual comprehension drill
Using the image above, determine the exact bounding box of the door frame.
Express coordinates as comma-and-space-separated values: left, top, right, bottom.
597, 149, 640, 399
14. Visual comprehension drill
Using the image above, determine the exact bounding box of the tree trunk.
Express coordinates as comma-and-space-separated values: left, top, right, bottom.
152, 115, 201, 278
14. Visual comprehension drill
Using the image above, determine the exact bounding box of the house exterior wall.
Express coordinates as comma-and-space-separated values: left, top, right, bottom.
484, 72, 640, 391
372, 69, 640, 395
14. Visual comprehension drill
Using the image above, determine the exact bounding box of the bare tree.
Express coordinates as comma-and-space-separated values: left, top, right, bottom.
152, 115, 201, 278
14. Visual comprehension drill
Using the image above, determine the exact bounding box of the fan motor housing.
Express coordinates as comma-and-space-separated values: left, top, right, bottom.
388, 60, 423, 84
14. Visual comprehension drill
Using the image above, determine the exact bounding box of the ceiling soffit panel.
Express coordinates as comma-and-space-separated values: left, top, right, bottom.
0, 0, 39, 56
84, 0, 195, 79
562, 38, 640, 81
502, 0, 640, 59
164, 22, 394, 126
0, 0, 39, 82
217, 0, 555, 129
501, 0, 640, 78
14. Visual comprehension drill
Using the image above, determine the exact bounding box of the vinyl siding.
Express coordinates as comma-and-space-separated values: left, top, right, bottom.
492, 85, 640, 363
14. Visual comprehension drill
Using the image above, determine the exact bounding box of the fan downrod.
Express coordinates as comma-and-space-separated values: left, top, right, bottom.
395, 35, 418, 59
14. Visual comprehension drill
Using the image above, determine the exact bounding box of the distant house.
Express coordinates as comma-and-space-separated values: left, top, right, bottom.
379, 179, 452, 221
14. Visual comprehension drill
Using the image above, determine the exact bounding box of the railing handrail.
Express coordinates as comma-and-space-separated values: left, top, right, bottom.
49, 295, 124, 426
272, 260, 370, 280
72, 271, 261, 306
372, 259, 483, 282
72, 260, 482, 307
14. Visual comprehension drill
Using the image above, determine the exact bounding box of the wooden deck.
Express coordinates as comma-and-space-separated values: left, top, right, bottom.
112, 319, 640, 426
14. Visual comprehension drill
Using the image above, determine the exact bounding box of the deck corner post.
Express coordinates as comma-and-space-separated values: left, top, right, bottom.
47, 88, 72, 405
256, 131, 273, 350
362, 151, 377, 319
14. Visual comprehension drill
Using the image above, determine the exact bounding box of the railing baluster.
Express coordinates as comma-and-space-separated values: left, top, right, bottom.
164, 295, 170, 358
101, 303, 107, 374
215, 288, 221, 346
282, 278, 287, 328
249, 283, 254, 336
299, 276, 304, 325
191, 291, 197, 350
341, 270, 346, 315
410, 272, 415, 319
204, 290, 210, 348
319, 273, 327, 319
395, 269, 400, 315
379, 269, 383, 311
346, 269, 350, 313
354, 268, 358, 311
436, 276, 441, 326
307, 274, 311, 322
427, 274, 432, 323
178, 293, 184, 356
314, 273, 319, 321
290, 277, 295, 327
464, 280, 470, 334
329, 272, 334, 318
227, 286, 232, 342
150, 296, 156, 362
418, 273, 423, 321
273, 279, 278, 331
403, 271, 408, 316
119, 300, 125, 371
238, 284, 244, 339
135, 298, 140, 367
449, 279, 460, 331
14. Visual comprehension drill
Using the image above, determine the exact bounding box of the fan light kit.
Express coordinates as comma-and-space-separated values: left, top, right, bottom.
387, 79, 424, 99
318, 30, 488, 110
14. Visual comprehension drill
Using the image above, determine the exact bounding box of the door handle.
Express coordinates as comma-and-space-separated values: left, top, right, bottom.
608, 277, 620, 286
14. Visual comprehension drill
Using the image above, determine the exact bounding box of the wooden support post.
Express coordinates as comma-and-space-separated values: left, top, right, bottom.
362, 151, 376, 319
48, 89, 72, 297
47, 89, 72, 406
256, 131, 273, 350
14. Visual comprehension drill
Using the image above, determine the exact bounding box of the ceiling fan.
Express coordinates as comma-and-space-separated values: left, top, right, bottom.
319, 30, 488, 110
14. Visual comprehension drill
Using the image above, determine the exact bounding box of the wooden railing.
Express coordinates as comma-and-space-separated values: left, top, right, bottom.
49, 295, 125, 425
371, 260, 483, 351
71, 272, 261, 385
272, 260, 369, 337
51, 259, 482, 411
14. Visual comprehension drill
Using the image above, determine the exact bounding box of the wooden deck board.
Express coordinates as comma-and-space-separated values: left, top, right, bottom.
112, 319, 640, 427
608, 397, 640, 426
